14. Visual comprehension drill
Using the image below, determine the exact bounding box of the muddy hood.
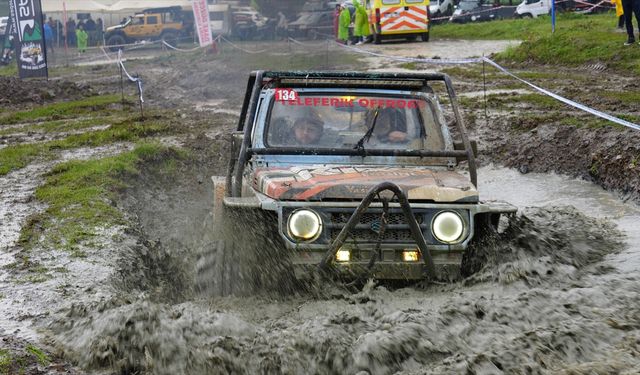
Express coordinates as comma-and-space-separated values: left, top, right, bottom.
253, 166, 478, 202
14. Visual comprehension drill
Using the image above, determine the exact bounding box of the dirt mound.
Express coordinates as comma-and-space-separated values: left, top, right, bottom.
0, 77, 93, 107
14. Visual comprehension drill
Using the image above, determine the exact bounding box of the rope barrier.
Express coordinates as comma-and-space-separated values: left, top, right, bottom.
161, 35, 222, 52
327, 38, 640, 131
117, 50, 144, 104
218, 36, 268, 54
481, 58, 640, 131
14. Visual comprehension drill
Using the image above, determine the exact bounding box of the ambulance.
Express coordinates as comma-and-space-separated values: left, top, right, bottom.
367, 0, 431, 44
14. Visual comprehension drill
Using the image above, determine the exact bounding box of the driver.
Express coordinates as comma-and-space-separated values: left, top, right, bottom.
293, 110, 324, 145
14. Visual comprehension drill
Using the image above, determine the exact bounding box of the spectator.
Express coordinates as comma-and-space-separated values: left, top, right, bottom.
354, 0, 370, 45
43, 21, 54, 59
621, 0, 640, 45
612, 0, 625, 30
56, 20, 64, 47
66, 18, 77, 47
85, 16, 96, 46
96, 18, 104, 46
334, 4, 341, 40
338, 3, 351, 44
276, 11, 288, 40
76, 25, 88, 53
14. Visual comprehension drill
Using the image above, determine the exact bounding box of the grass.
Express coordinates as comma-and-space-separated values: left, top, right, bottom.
600, 90, 640, 105
0, 95, 123, 124
0, 345, 49, 375
19, 143, 186, 251
25, 346, 49, 367
0, 64, 18, 77
0, 111, 170, 175
434, 13, 640, 74
0, 115, 120, 137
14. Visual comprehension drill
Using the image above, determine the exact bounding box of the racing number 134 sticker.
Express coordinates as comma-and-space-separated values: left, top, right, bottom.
275, 88, 297, 102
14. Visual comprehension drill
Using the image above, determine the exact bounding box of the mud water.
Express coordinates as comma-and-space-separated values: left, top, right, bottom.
45, 162, 638, 374
1, 40, 639, 374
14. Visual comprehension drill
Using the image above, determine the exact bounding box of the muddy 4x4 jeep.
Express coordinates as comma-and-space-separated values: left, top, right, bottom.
201, 71, 516, 295
105, 6, 189, 51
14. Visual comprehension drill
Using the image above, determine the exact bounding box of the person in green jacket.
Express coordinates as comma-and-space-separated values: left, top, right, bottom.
76, 25, 88, 53
338, 3, 351, 44
353, 0, 371, 45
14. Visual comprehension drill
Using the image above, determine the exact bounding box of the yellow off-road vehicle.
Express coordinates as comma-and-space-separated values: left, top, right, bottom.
105, 6, 191, 51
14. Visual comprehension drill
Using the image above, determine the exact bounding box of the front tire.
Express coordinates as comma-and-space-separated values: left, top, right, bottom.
161, 30, 180, 48
421, 32, 430, 42
106, 34, 126, 52
374, 32, 381, 44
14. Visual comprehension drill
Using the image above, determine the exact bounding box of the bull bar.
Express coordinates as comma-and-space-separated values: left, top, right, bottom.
317, 182, 437, 279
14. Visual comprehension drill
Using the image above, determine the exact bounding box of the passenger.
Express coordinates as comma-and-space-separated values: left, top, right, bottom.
293, 114, 324, 145
365, 108, 409, 143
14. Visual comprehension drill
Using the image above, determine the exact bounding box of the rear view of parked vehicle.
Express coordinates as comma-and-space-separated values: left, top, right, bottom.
369, 0, 431, 43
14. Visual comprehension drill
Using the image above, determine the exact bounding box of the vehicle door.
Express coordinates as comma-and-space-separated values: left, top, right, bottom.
163, 12, 183, 33
375, 0, 429, 35
145, 14, 164, 37
124, 15, 144, 38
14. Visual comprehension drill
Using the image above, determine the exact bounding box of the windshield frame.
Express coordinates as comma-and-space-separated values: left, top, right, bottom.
262, 90, 433, 149
251, 88, 455, 167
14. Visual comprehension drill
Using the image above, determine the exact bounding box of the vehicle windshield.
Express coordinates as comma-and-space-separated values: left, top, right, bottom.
457, 0, 479, 10
266, 93, 445, 152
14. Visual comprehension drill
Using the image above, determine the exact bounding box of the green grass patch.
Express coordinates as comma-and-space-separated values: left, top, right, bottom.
435, 13, 640, 74
0, 115, 119, 137
19, 143, 185, 251
0, 349, 11, 375
0, 113, 170, 175
601, 90, 640, 105
0, 63, 18, 77
0, 95, 123, 124
0, 345, 50, 375
25, 346, 49, 367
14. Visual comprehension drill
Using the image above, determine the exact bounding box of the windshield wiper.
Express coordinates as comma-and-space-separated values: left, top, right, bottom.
354, 108, 379, 153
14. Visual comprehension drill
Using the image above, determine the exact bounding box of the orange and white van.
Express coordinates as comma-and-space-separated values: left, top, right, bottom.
367, 0, 430, 43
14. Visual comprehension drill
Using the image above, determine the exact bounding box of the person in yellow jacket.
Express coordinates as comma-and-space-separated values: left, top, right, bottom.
76, 25, 88, 53
353, 0, 371, 45
338, 3, 351, 44
611, 0, 625, 30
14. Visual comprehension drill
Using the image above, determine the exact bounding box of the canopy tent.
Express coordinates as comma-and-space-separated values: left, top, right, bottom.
42, 0, 109, 13
106, 0, 193, 12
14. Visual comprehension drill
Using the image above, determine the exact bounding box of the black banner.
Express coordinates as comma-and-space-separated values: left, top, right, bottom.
9, 0, 48, 79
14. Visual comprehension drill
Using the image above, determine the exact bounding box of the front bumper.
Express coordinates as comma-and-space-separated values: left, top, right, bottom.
292, 249, 463, 280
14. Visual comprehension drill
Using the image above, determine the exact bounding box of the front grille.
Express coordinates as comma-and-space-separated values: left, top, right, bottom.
327, 209, 425, 244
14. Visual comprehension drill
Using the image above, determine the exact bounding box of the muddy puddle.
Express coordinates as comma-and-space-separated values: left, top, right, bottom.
41, 164, 639, 375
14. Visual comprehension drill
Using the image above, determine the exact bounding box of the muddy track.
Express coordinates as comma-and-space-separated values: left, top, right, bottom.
0, 40, 639, 374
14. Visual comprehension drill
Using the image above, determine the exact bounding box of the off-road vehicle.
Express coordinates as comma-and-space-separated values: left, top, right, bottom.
200, 71, 516, 295
105, 6, 191, 51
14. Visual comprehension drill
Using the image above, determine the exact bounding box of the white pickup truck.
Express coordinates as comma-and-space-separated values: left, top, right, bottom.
515, 0, 551, 18
430, 0, 456, 18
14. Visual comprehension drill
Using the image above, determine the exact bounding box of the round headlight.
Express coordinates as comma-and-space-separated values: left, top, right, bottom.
288, 209, 322, 241
432, 211, 464, 244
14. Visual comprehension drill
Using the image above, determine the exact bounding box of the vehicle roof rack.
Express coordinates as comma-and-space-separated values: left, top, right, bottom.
263, 71, 446, 90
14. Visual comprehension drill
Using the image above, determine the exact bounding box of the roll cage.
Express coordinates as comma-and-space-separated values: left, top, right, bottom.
227, 71, 477, 198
